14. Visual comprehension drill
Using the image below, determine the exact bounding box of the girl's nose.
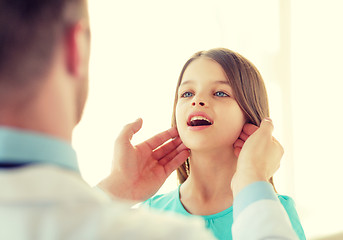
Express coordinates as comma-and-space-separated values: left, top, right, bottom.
192, 101, 205, 106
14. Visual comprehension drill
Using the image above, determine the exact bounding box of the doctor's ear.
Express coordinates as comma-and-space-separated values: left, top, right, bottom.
64, 21, 90, 78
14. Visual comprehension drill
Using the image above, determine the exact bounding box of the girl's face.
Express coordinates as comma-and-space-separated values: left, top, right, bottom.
176, 57, 246, 152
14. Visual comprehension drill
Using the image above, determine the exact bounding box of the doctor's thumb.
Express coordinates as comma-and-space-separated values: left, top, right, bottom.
259, 118, 274, 135
117, 118, 143, 143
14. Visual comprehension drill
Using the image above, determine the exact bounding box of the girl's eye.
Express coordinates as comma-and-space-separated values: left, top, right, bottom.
214, 91, 229, 97
181, 92, 193, 98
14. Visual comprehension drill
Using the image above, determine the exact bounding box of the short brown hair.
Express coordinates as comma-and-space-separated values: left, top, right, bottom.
0, 0, 87, 92
172, 48, 272, 185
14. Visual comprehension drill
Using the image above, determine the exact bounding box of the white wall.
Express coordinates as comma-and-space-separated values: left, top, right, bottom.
291, 0, 343, 238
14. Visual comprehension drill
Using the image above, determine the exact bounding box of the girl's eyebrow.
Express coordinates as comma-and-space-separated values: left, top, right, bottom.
180, 80, 230, 86
214, 80, 230, 85
180, 80, 193, 86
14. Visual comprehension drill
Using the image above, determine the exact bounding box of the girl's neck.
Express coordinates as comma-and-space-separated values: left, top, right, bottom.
179, 147, 237, 215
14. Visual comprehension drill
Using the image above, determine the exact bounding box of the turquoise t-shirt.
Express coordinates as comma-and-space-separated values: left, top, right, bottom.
142, 185, 306, 240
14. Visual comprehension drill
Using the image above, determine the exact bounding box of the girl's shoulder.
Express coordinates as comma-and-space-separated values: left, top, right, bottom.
277, 194, 306, 240
276, 194, 299, 220
277, 194, 295, 204
141, 187, 182, 212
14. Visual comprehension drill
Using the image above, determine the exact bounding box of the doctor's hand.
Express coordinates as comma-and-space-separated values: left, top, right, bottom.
98, 118, 189, 202
231, 118, 284, 197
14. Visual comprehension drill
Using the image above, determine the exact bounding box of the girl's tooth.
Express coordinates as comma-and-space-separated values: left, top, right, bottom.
190, 116, 212, 124
192, 116, 209, 121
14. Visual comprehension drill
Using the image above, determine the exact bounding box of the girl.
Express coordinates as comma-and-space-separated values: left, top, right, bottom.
142, 48, 305, 240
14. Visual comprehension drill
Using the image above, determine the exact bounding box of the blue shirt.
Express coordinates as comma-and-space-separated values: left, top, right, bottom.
0, 127, 79, 171
143, 184, 306, 240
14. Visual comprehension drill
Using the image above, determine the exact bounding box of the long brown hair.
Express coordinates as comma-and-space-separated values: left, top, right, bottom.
172, 48, 274, 187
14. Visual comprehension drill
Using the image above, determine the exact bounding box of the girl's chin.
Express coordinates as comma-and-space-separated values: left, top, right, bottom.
183, 140, 236, 153
185, 144, 223, 152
